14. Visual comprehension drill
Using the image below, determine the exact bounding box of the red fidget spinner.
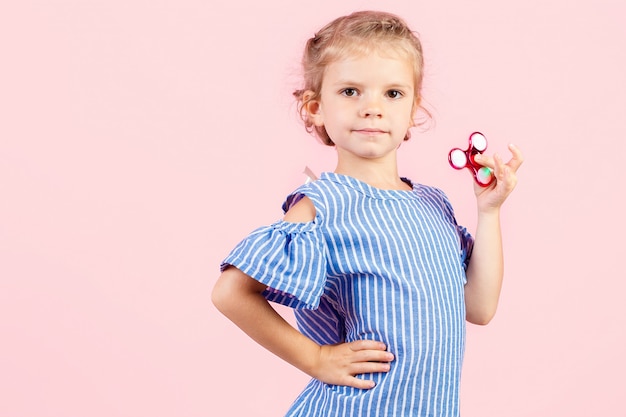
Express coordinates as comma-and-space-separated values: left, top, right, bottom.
448, 132, 494, 187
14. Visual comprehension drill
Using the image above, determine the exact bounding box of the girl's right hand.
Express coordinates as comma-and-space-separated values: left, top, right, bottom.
311, 340, 395, 389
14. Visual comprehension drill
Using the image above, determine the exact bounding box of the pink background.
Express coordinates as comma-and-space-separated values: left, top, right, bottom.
1, 1, 624, 416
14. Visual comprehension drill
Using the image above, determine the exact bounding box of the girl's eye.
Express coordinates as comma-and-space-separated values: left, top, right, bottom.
341, 88, 358, 97
386, 90, 403, 99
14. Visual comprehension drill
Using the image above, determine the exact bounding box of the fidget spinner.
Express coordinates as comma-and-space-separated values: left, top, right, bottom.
448, 132, 494, 187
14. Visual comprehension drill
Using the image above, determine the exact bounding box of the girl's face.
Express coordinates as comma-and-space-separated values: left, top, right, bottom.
307, 52, 416, 165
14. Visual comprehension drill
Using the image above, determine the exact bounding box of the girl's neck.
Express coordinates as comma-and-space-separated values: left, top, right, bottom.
334, 159, 410, 191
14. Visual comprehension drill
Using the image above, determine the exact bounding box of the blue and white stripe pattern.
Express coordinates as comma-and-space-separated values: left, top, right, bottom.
221, 172, 473, 417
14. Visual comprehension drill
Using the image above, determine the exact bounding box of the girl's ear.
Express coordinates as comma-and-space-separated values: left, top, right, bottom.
303, 90, 324, 127
410, 97, 421, 124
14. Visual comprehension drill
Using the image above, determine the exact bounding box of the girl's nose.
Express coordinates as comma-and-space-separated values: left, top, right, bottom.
359, 98, 383, 118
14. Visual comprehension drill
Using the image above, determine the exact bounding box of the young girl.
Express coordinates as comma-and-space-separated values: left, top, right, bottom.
212, 10, 523, 417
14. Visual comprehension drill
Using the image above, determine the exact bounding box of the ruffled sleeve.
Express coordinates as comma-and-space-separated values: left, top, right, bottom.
220, 219, 327, 310
456, 224, 474, 271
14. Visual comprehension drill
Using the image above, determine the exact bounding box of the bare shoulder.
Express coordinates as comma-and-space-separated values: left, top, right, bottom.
283, 195, 316, 223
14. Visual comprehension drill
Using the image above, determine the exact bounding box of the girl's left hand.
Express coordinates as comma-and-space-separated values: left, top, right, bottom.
472, 144, 524, 212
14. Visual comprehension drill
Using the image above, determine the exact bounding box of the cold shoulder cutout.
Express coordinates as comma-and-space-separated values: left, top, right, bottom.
283, 195, 316, 223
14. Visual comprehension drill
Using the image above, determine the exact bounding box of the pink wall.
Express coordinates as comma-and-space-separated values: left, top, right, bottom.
1, 1, 624, 416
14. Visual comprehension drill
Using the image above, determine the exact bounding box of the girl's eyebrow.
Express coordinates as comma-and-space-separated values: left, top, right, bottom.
331, 79, 413, 90
330, 79, 363, 87
385, 83, 413, 91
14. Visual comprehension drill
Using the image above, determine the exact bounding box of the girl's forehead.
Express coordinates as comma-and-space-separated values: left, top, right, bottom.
324, 42, 418, 73
324, 52, 415, 80
320, 57, 416, 95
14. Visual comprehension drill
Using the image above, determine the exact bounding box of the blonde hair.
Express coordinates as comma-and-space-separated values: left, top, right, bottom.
294, 11, 429, 146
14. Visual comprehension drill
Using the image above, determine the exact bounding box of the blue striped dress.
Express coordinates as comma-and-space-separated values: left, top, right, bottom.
221, 172, 473, 417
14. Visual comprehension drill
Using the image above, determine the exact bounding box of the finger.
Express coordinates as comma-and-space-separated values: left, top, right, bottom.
349, 340, 388, 352
352, 349, 395, 364
505, 143, 524, 172
472, 153, 493, 168
493, 153, 506, 178
493, 153, 518, 192
348, 340, 395, 363
350, 361, 392, 375
346, 376, 377, 390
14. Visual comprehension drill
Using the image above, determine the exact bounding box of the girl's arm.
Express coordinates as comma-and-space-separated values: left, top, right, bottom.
212, 268, 393, 389
212, 198, 394, 389
464, 144, 523, 325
